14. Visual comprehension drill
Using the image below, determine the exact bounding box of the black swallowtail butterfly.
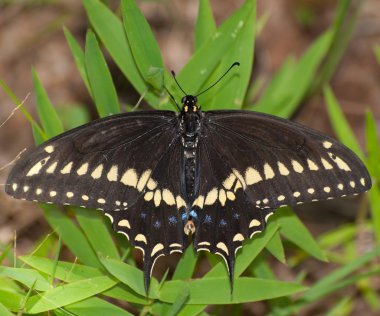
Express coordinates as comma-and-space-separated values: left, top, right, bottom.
5, 65, 371, 292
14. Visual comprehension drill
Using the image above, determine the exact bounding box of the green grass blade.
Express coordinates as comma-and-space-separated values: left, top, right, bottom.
0, 303, 13, 316
275, 207, 327, 261
365, 110, 380, 179
375, 45, 380, 64
252, 31, 333, 118
0, 267, 51, 292
368, 188, 380, 244
32, 122, 47, 145
166, 284, 190, 316
160, 277, 307, 304
203, 1, 255, 110
63, 27, 92, 96
172, 246, 197, 280
172, 0, 255, 101
73, 207, 120, 260
40, 204, 102, 268
265, 230, 286, 264
121, 0, 164, 90
324, 86, 364, 160
194, 0, 216, 51
85, 30, 120, 117
32, 68, 64, 138
24, 276, 117, 314
82, 0, 159, 107
65, 297, 134, 316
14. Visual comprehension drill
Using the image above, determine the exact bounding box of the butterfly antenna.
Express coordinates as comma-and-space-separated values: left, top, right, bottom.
196, 62, 240, 97
165, 87, 181, 111
171, 70, 188, 96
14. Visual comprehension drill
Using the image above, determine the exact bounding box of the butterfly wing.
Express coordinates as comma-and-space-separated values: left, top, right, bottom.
192, 110, 371, 283
6, 110, 188, 290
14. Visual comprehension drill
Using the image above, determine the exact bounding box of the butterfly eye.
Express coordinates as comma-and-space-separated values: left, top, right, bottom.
181, 96, 186, 104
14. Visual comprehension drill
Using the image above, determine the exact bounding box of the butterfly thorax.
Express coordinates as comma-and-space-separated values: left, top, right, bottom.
180, 96, 202, 201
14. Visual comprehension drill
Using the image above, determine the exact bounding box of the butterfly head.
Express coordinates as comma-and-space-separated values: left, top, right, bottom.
181, 95, 199, 113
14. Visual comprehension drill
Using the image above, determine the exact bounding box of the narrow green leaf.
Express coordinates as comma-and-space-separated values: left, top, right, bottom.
275, 207, 327, 261
166, 284, 190, 316
85, 30, 120, 117
40, 204, 102, 268
65, 297, 134, 316
368, 188, 380, 244
0, 303, 14, 316
365, 110, 380, 179
375, 45, 380, 65
172, 246, 197, 280
63, 27, 92, 96
82, 0, 159, 107
121, 0, 164, 90
194, 0, 216, 51
265, 230, 286, 264
32, 122, 46, 145
100, 256, 159, 299
25, 276, 116, 314
0, 288, 23, 312
324, 85, 365, 161
0, 267, 51, 292
160, 277, 307, 304
73, 207, 120, 260
32, 69, 64, 138
203, 1, 255, 110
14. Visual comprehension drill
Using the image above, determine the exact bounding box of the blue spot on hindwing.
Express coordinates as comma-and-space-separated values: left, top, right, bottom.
204, 214, 212, 224
189, 209, 198, 220
168, 215, 177, 225
153, 220, 161, 229
219, 219, 227, 227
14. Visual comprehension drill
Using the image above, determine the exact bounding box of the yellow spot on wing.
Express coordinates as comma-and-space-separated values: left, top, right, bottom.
91, 164, 104, 179
107, 165, 118, 182
137, 169, 152, 192
162, 189, 175, 206
27, 157, 50, 176
151, 243, 164, 257
249, 219, 261, 227
245, 167, 262, 185
118, 219, 130, 228
135, 234, 147, 244
205, 188, 218, 205
291, 160, 304, 173
264, 163, 275, 179
278, 162, 290, 176
154, 189, 162, 207
233, 233, 244, 242
321, 158, 333, 170
223, 173, 236, 190
61, 162, 73, 174
77, 163, 89, 175
307, 159, 319, 171
216, 242, 229, 255
120, 168, 138, 187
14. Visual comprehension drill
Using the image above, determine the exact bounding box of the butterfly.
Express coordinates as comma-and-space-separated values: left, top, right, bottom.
5, 63, 371, 292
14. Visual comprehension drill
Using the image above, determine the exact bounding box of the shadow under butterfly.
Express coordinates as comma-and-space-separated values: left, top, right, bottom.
5, 62, 372, 293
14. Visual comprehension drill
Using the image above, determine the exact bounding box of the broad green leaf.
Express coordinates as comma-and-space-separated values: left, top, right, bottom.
203, 1, 255, 110
25, 276, 117, 314
121, 0, 164, 90
63, 27, 92, 96
32, 69, 64, 138
194, 0, 216, 50
160, 277, 307, 304
65, 297, 134, 316
166, 284, 190, 316
85, 30, 120, 117
100, 256, 159, 299
40, 204, 102, 268
0, 267, 51, 292
73, 207, 120, 260
82, 0, 159, 107
0, 288, 23, 312
324, 86, 365, 161
172, 245, 197, 280
275, 207, 327, 261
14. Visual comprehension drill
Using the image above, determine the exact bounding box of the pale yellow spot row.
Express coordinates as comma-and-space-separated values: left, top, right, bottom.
321, 158, 333, 170
292, 160, 304, 173
219, 189, 227, 207
216, 242, 229, 255
36, 188, 42, 195
97, 198, 106, 204
46, 161, 57, 174
135, 234, 147, 244
151, 243, 164, 257
44, 145, 54, 153
176, 196, 187, 209
329, 153, 351, 171
245, 167, 262, 185
307, 159, 319, 171
205, 188, 218, 205
77, 163, 89, 175
264, 163, 275, 180
233, 233, 244, 242
118, 219, 130, 228
27, 156, 51, 176
162, 189, 175, 206
198, 241, 211, 246
61, 162, 73, 174
107, 165, 118, 182
249, 219, 261, 228
91, 164, 103, 179
154, 189, 162, 207
223, 173, 236, 190
66, 192, 74, 198
323, 141, 333, 149
278, 162, 290, 176
137, 169, 151, 192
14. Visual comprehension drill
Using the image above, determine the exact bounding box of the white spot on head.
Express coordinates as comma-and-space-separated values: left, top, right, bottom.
278, 162, 290, 176
66, 192, 74, 198
118, 219, 130, 228
324, 186, 331, 193
82, 195, 89, 201
107, 165, 118, 182
291, 160, 304, 173
323, 141, 333, 149
205, 188, 218, 205
151, 243, 164, 257
245, 167, 262, 185
97, 198, 106, 204
46, 161, 58, 174
44, 145, 54, 153
263, 163, 275, 180
77, 163, 89, 176
91, 164, 104, 179
120, 168, 137, 187
60, 162, 73, 174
